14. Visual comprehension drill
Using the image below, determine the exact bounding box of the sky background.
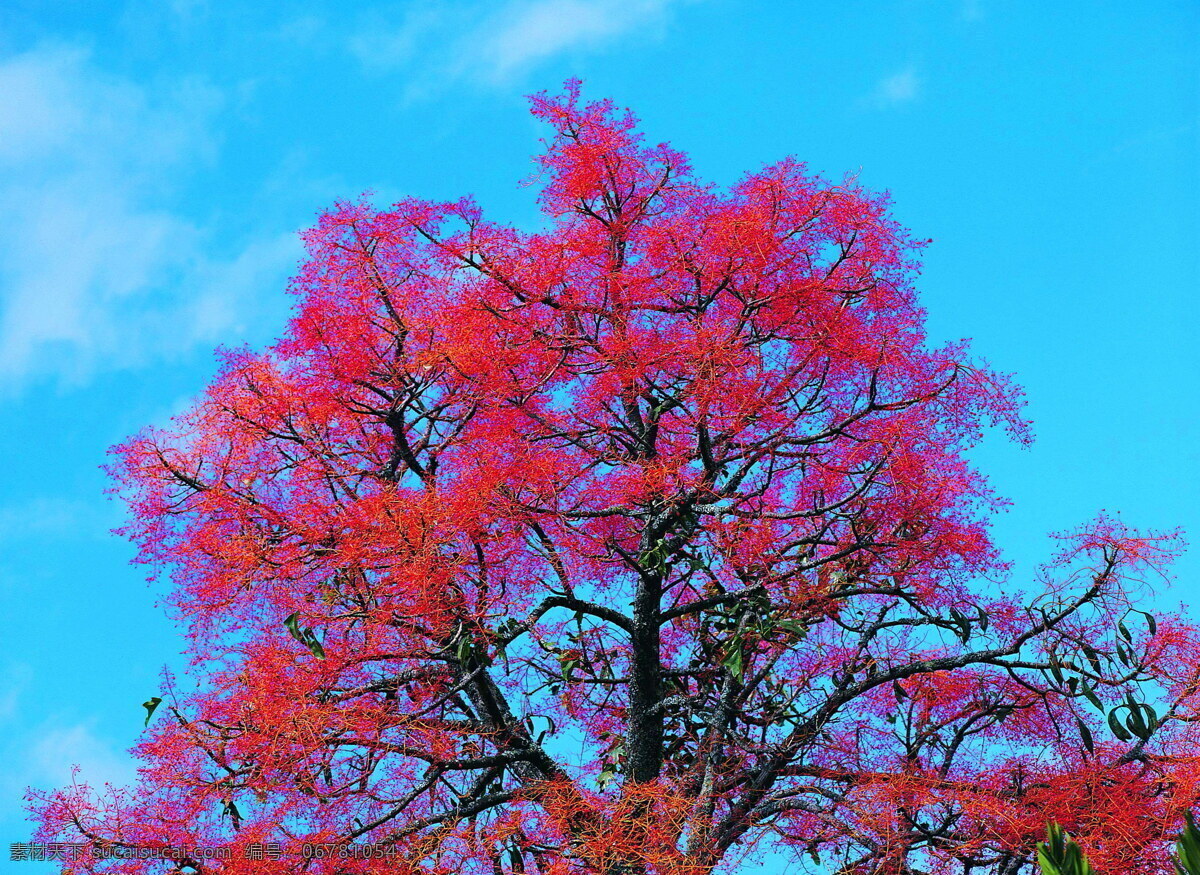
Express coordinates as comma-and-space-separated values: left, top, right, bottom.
0, 1, 1196, 870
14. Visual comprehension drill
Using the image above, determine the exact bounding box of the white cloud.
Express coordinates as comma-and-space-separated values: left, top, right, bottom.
0, 45, 300, 391
30, 724, 137, 791
3, 721, 138, 810
0, 497, 103, 543
349, 6, 437, 72
872, 67, 921, 108
960, 0, 985, 22
0, 664, 135, 807
350, 0, 683, 90
483, 0, 674, 79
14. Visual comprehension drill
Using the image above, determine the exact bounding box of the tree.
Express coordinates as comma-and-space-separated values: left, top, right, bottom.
29, 83, 1200, 875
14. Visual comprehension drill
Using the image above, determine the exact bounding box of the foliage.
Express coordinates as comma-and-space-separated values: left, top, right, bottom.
1176, 813, 1200, 875
1036, 824, 1097, 875
1036, 815, 1200, 875
27, 83, 1200, 875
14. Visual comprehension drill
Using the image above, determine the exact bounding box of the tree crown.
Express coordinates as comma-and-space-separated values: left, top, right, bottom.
31, 83, 1200, 875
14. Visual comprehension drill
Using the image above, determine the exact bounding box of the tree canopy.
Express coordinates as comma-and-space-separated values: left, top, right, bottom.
30, 83, 1200, 875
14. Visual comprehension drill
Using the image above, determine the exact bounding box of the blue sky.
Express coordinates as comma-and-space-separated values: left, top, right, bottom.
0, 0, 1196, 867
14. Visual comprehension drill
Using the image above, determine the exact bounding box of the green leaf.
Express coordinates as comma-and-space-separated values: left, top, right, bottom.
221, 799, 242, 830
773, 618, 809, 639
893, 680, 908, 702
1174, 811, 1200, 875
1037, 822, 1066, 875
1037, 846, 1060, 875
1108, 707, 1133, 742
455, 636, 473, 664
142, 696, 162, 727
597, 761, 619, 791
949, 608, 971, 643
1075, 717, 1093, 755
1118, 620, 1132, 642
976, 605, 990, 634
722, 644, 744, 681
285, 613, 325, 659
1115, 642, 1132, 666
283, 612, 304, 641
1036, 822, 1098, 875
1048, 661, 1065, 687
1124, 702, 1157, 742
1143, 703, 1160, 734
1079, 681, 1104, 712
559, 655, 579, 682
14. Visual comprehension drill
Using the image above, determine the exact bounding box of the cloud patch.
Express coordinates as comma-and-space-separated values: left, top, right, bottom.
0, 45, 300, 391
0, 662, 135, 814
872, 67, 921, 108
28, 723, 137, 792
350, 0, 685, 91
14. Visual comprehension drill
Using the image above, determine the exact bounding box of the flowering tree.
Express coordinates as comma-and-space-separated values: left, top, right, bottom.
30, 84, 1200, 875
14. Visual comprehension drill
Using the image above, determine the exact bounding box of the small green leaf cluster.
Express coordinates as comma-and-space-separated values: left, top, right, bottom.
595, 730, 625, 791
707, 589, 808, 683
1037, 823, 1098, 875
284, 612, 326, 659
1036, 815, 1200, 875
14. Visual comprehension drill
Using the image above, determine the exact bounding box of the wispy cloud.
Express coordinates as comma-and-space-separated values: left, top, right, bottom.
482, 0, 676, 80
28, 723, 137, 792
0, 497, 104, 543
0, 662, 135, 813
871, 66, 921, 108
349, 0, 686, 92
0, 45, 300, 391
5, 721, 137, 818
960, 0, 986, 22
